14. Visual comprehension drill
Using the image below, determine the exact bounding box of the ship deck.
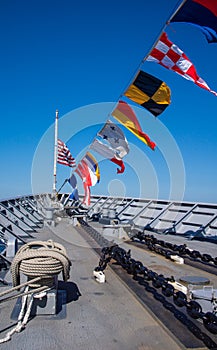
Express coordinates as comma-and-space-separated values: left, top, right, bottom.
1, 216, 217, 349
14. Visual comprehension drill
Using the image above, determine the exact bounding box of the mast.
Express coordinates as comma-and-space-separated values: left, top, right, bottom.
53, 109, 59, 194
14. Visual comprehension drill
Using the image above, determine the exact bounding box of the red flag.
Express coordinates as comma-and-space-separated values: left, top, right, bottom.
75, 162, 91, 206
83, 183, 91, 206
81, 160, 92, 186
147, 32, 217, 96
110, 157, 125, 174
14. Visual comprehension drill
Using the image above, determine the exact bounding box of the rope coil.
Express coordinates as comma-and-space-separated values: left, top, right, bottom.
0, 240, 71, 344
11, 240, 71, 288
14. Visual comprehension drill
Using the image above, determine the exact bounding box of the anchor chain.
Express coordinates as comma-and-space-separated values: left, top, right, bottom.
95, 244, 217, 335
131, 231, 217, 265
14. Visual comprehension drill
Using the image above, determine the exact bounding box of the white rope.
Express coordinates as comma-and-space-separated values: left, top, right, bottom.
0, 286, 52, 343
0, 276, 44, 301
0, 240, 71, 343
0, 286, 30, 343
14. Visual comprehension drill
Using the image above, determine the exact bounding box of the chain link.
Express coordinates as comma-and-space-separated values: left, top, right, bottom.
131, 231, 217, 265
78, 219, 217, 336
96, 244, 217, 335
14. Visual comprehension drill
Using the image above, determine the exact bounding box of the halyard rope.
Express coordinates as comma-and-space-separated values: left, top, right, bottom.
0, 240, 71, 343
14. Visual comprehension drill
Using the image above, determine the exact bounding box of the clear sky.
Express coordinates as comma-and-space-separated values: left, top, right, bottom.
0, 0, 217, 204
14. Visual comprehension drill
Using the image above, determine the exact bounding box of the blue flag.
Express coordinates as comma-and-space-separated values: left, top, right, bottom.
69, 189, 79, 201
170, 0, 217, 43
68, 174, 79, 201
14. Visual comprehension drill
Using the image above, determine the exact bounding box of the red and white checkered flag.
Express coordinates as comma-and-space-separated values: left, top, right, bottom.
147, 32, 217, 96
57, 139, 76, 168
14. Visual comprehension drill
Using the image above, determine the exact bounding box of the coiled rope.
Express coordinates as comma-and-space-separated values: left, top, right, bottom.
0, 239, 71, 343
11, 239, 71, 288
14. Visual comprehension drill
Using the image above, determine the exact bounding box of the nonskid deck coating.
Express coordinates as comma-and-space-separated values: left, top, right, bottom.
0, 219, 184, 350
79, 221, 217, 349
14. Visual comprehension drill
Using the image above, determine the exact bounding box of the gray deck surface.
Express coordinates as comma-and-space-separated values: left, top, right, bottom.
2, 217, 217, 349
0, 219, 187, 350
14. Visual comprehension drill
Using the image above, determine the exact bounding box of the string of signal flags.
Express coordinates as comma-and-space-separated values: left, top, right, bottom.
55, 0, 217, 206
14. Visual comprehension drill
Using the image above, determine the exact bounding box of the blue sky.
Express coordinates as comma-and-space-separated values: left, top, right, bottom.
0, 0, 217, 203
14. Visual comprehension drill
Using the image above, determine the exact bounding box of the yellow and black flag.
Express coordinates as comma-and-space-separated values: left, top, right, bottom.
124, 70, 171, 117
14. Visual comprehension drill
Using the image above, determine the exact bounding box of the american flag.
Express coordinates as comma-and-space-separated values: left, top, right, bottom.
57, 139, 76, 167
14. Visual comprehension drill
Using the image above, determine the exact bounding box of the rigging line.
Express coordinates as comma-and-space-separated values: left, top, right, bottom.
121, 0, 187, 97
102, 0, 187, 124
167, 0, 188, 25
123, 0, 187, 97
87, 1, 187, 155
56, 178, 68, 194
143, 0, 188, 62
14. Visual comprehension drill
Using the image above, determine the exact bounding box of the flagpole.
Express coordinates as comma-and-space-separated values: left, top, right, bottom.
53, 109, 59, 194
